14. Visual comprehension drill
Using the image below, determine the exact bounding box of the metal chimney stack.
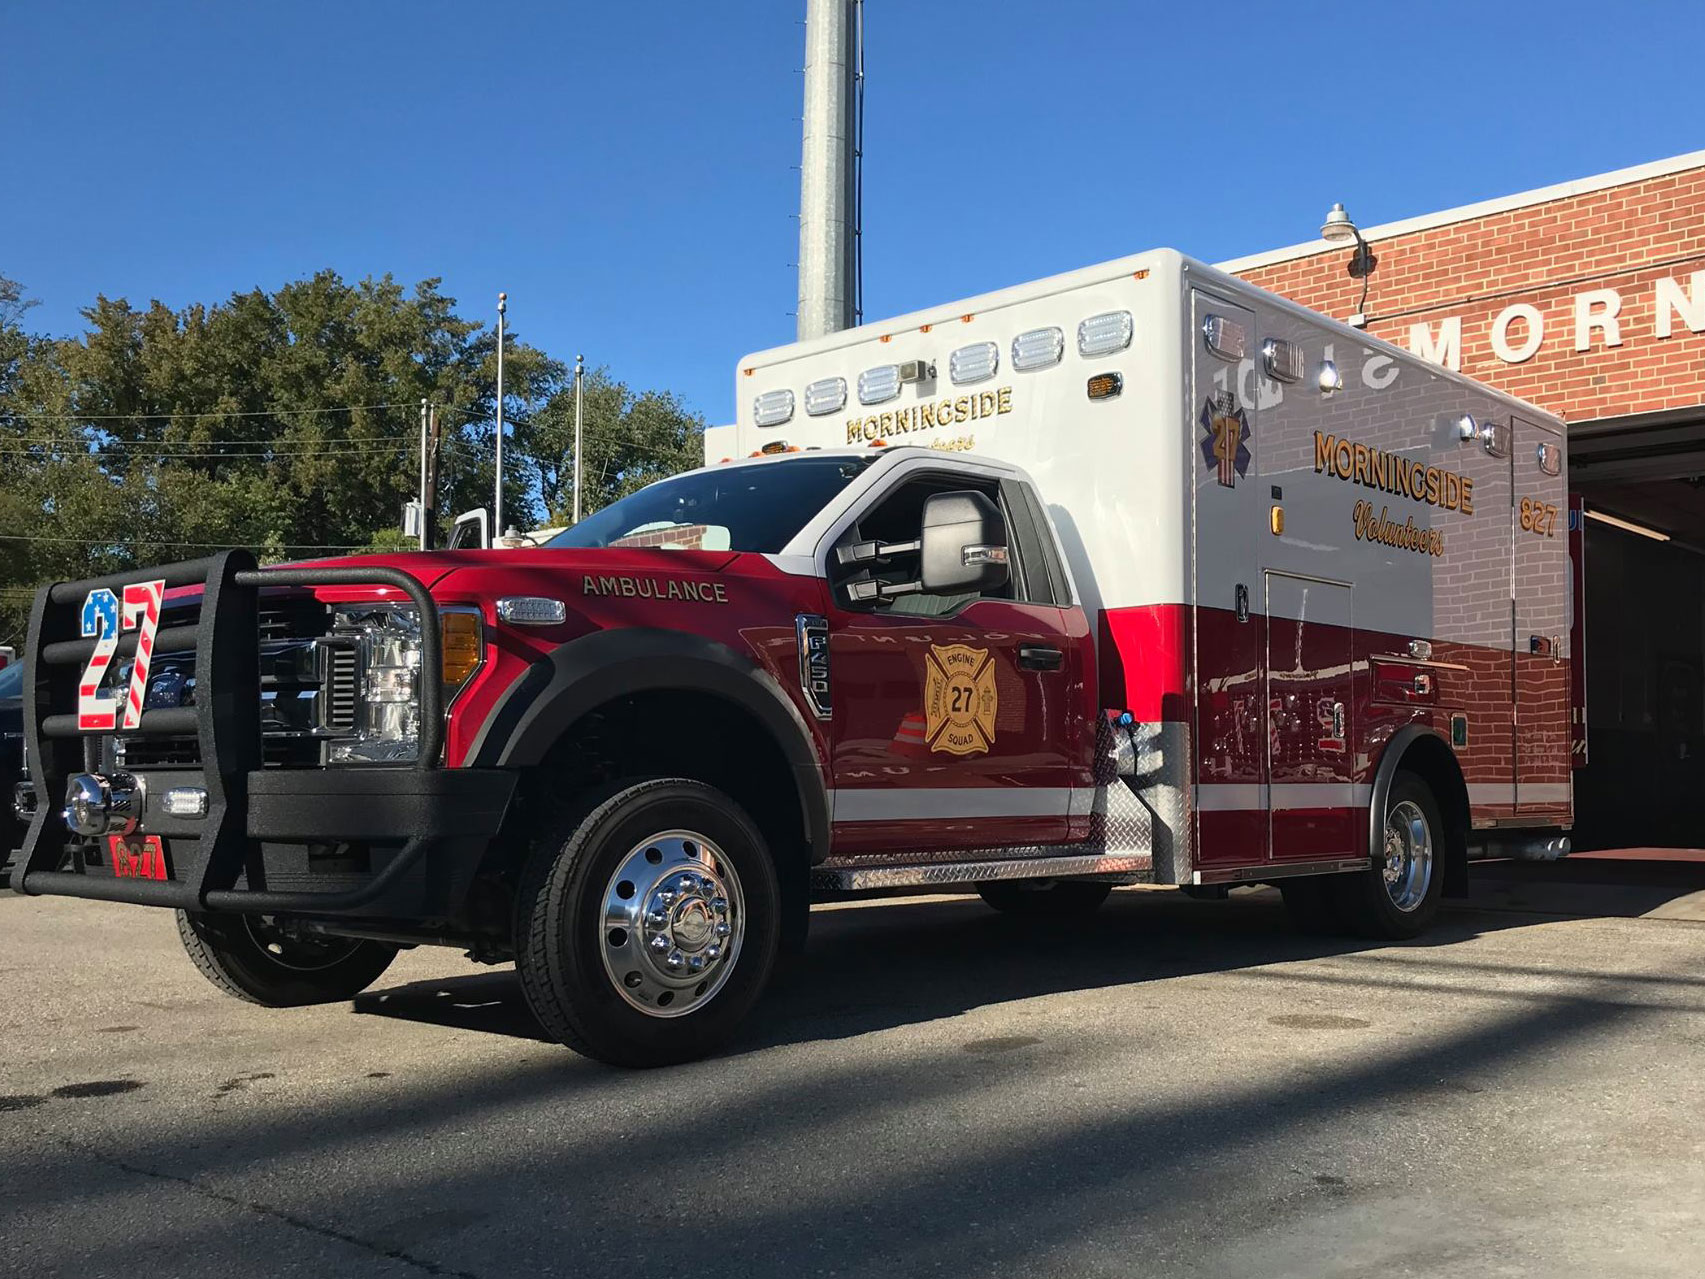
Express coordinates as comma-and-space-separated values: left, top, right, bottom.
796, 0, 858, 340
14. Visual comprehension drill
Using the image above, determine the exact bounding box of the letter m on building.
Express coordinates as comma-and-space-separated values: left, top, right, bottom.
1409, 317, 1462, 371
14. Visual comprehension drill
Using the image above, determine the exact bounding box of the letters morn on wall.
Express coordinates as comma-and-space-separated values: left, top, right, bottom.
1404, 270, 1705, 371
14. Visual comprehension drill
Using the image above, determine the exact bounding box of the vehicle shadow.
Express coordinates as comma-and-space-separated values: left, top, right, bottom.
352, 881, 1548, 1053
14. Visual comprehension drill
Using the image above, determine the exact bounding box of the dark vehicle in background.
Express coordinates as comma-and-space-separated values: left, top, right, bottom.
1, 662, 22, 885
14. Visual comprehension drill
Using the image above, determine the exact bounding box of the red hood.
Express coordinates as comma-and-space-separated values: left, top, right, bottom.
158, 547, 742, 606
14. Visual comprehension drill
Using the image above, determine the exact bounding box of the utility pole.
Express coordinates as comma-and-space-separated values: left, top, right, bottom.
417, 398, 430, 550
423, 402, 441, 550
797, 0, 859, 339
572, 353, 585, 524
494, 292, 507, 539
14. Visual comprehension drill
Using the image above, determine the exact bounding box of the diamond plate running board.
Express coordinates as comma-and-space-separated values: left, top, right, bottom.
812, 852, 1154, 892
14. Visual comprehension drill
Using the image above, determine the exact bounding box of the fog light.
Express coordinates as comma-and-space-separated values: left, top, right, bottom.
161, 786, 208, 818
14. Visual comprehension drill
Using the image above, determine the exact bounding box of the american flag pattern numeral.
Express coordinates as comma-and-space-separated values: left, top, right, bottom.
77, 580, 165, 732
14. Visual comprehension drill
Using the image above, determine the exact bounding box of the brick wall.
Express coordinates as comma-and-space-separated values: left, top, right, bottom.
1235, 165, 1705, 424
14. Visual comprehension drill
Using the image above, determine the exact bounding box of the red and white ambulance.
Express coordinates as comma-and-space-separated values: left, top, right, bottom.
725, 246, 1572, 907
16, 249, 1570, 1066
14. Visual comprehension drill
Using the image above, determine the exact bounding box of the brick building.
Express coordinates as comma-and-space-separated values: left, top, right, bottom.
1223, 150, 1705, 847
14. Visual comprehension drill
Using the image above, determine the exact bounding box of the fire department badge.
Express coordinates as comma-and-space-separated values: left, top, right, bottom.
1199, 394, 1251, 488
924, 643, 998, 756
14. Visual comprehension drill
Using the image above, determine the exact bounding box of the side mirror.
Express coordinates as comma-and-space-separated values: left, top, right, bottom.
448, 508, 490, 550
920, 490, 1009, 596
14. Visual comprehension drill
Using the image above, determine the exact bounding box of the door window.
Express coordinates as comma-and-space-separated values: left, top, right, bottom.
832, 472, 1039, 618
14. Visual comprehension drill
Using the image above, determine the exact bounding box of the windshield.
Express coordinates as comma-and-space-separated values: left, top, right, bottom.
548, 456, 871, 554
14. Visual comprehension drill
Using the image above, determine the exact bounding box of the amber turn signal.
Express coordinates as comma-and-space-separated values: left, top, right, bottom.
1270, 505, 1285, 535
1086, 372, 1123, 400
441, 611, 483, 687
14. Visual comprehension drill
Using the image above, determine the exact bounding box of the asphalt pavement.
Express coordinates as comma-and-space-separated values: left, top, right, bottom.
3, 860, 1703, 1278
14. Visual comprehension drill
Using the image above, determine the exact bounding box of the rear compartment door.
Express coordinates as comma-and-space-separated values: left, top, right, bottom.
1513, 416, 1571, 813
1190, 291, 1268, 865
1265, 572, 1358, 860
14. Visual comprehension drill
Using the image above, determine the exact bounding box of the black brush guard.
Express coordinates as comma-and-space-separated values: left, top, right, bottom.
17, 550, 514, 917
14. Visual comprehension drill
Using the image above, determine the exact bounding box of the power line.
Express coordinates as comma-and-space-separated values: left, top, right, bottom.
0, 445, 409, 460
3, 401, 417, 424
4, 431, 415, 449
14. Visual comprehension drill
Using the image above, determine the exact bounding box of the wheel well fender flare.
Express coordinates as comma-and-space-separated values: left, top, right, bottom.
467, 627, 830, 857
1368, 725, 1471, 897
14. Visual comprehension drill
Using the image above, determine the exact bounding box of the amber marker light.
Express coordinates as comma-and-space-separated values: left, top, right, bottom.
1086, 372, 1123, 400
441, 611, 483, 687
1270, 506, 1286, 536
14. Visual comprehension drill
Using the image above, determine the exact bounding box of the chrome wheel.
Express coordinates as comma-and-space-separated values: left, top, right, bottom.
600, 830, 744, 1019
1382, 798, 1434, 912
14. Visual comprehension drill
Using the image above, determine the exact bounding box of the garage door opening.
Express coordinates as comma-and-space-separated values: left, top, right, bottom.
1570, 409, 1705, 850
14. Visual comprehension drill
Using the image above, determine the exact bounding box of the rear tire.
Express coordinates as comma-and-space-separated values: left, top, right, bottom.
514, 778, 780, 1068
1336, 769, 1445, 939
977, 878, 1112, 917
176, 911, 397, 1007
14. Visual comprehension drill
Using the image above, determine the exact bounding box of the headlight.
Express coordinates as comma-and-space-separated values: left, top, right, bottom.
329, 604, 482, 764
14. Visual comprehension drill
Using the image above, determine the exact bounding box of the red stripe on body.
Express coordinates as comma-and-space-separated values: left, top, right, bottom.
1099, 604, 1189, 722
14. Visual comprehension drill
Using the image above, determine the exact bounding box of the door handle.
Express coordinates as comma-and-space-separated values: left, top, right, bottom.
1019, 645, 1064, 671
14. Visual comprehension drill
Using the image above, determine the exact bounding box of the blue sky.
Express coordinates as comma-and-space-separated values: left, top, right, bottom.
6, 1, 1702, 424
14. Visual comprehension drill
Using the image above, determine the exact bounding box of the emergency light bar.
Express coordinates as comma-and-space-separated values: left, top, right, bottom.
858, 364, 901, 404
804, 376, 847, 416
1077, 310, 1133, 358
753, 388, 795, 427
949, 341, 999, 385
1012, 327, 1064, 371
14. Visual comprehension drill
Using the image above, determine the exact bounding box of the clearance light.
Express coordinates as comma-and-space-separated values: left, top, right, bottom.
1317, 360, 1343, 394
1011, 327, 1064, 372
1202, 314, 1247, 361
804, 376, 847, 416
1537, 440, 1562, 477
760, 440, 794, 455
1077, 310, 1133, 358
753, 388, 794, 427
1262, 337, 1304, 384
1086, 372, 1123, 400
1584, 510, 1669, 542
949, 341, 999, 385
858, 364, 901, 404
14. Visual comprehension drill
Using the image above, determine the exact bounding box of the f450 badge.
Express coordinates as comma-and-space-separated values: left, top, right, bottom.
924, 643, 998, 756
78, 580, 165, 730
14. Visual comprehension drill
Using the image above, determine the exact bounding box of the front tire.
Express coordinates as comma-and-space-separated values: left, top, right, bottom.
176, 911, 397, 1007
977, 878, 1112, 918
1336, 770, 1445, 939
514, 778, 780, 1068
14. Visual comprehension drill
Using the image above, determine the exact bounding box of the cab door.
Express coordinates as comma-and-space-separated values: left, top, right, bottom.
824, 468, 1095, 855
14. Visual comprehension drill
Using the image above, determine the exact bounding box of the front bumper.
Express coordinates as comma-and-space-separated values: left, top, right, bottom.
17, 552, 515, 921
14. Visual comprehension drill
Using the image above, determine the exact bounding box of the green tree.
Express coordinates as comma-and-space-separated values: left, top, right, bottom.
521, 367, 706, 527
0, 270, 565, 642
